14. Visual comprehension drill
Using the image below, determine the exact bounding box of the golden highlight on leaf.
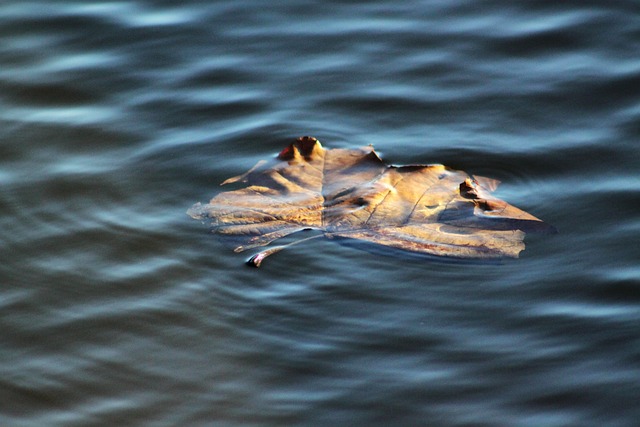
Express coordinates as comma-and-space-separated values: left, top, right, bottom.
189, 136, 554, 266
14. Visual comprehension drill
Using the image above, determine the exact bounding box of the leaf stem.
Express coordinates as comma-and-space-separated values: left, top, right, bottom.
246, 234, 324, 267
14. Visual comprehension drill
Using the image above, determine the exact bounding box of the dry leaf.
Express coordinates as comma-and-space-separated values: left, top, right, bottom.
189, 136, 554, 266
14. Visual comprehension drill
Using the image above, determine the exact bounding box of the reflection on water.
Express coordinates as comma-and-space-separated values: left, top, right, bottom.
1, 0, 639, 426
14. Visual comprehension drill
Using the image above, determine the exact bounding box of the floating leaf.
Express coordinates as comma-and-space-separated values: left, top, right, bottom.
189, 136, 554, 266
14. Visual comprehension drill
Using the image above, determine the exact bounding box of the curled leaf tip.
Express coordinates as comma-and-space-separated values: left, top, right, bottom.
246, 252, 265, 267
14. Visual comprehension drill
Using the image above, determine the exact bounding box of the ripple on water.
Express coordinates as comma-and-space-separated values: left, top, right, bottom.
1, 1, 640, 426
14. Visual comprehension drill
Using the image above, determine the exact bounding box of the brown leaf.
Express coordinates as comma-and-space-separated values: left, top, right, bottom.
188, 136, 555, 266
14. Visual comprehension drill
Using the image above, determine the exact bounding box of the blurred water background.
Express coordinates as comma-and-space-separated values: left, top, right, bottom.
1, 1, 639, 426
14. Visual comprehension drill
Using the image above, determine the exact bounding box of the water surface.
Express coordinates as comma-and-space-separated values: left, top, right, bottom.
1, 1, 639, 426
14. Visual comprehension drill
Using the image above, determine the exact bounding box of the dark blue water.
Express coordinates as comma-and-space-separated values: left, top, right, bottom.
1, 1, 639, 426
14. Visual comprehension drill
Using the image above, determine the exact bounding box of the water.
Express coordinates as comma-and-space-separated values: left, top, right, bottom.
1, 1, 639, 425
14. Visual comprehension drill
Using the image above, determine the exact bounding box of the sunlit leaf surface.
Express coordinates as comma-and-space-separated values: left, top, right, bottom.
189, 137, 554, 266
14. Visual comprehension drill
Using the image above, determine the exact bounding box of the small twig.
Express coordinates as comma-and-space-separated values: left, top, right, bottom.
246, 234, 324, 267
